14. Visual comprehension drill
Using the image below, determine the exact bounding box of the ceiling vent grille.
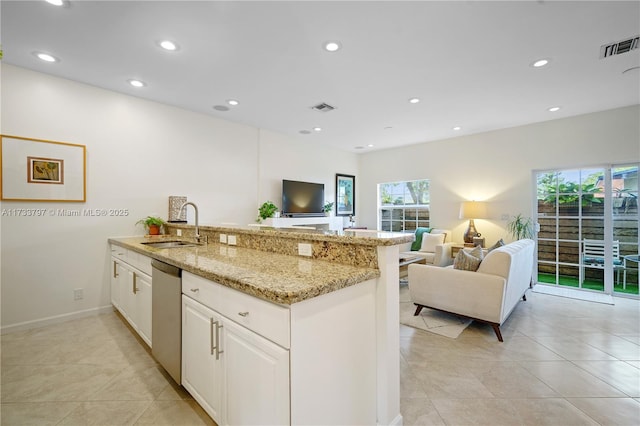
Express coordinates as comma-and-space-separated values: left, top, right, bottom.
311, 102, 336, 112
600, 36, 639, 59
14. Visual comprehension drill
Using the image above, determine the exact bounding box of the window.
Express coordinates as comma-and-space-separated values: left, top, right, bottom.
536, 165, 638, 296
378, 179, 430, 232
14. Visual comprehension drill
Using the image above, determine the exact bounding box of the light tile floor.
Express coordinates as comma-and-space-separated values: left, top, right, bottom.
1, 290, 639, 425
400, 290, 640, 425
1, 312, 216, 425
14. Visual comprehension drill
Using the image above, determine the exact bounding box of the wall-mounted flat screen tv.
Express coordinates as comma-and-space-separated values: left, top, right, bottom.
282, 180, 325, 217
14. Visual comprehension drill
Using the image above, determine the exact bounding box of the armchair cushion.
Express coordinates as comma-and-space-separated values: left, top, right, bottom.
411, 227, 431, 251
419, 233, 445, 253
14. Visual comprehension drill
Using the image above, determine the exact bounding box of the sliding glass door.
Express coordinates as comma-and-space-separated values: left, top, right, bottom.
536, 164, 638, 297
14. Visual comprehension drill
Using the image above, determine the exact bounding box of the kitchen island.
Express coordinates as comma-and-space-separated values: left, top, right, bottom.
109, 226, 411, 426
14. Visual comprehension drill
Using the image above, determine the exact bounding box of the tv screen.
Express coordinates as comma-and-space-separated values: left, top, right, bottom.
282, 180, 325, 217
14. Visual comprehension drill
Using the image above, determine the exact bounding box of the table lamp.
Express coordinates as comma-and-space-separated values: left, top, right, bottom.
459, 201, 488, 244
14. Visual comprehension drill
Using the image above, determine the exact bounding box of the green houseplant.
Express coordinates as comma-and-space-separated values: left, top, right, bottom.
323, 201, 334, 216
136, 216, 166, 235
257, 201, 279, 223
506, 214, 534, 240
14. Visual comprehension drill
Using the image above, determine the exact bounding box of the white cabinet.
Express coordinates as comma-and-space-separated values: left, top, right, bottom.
182, 295, 224, 422
223, 317, 289, 426
181, 274, 289, 426
110, 245, 152, 347
110, 258, 123, 309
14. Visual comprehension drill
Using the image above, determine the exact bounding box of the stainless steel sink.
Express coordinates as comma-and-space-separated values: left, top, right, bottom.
141, 241, 199, 249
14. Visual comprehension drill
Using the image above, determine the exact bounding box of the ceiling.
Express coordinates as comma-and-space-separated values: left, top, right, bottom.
2, 1, 639, 153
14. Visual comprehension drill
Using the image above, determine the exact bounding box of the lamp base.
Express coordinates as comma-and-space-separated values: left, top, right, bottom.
463, 219, 479, 244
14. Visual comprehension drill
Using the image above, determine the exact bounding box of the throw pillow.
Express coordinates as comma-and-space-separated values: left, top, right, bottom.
411, 227, 431, 251
419, 232, 445, 253
453, 245, 484, 271
488, 238, 505, 252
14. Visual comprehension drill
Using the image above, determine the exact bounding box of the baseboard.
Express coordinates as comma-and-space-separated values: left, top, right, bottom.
532, 283, 614, 305
1, 305, 114, 335
380, 413, 404, 426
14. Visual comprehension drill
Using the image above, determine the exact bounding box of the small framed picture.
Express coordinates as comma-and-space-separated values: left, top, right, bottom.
27, 157, 64, 184
336, 173, 355, 216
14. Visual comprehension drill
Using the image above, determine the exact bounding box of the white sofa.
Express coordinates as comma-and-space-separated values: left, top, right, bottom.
407, 239, 535, 341
399, 228, 454, 267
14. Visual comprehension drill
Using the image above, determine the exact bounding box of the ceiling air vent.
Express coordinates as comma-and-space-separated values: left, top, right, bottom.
311, 102, 336, 112
600, 36, 639, 59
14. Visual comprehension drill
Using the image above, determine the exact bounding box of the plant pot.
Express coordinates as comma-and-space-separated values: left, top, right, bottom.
148, 224, 161, 235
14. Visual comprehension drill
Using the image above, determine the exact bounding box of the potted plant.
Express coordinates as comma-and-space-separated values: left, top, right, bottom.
257, 201, 279, 223
323, 201, 334, 216
136, 216, 166, 235
506, 214, 534, 240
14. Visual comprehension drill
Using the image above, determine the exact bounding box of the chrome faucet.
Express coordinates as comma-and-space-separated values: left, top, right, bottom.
180, 202, 202, 243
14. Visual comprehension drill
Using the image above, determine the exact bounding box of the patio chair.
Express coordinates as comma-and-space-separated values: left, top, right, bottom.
580, 239, 624, 285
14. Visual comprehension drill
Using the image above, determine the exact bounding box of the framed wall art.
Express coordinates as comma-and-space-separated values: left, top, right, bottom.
336, 173, 355, 216
1, 135, 86, 202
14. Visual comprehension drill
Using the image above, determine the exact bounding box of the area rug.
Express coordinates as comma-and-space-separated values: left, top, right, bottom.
399, 283, 472, 338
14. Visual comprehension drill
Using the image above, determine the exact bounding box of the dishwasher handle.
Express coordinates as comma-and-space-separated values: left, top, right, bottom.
151, 259, 181, 277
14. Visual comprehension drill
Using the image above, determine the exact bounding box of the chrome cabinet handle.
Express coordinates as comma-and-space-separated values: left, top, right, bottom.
216, 322, 223, 360
113, 260, 118, 278
190, 288, 199, 293
133, 273, 138, 294
210, 318, 216, 355
238, 311, 249, 317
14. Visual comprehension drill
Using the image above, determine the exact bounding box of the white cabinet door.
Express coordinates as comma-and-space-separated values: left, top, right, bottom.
135, 271, 152, 347
117, 261, 152, 347
182, 295, 224, 423
223, 318, 289, 426
120, 265, 137, 326
110, 257, 123, 310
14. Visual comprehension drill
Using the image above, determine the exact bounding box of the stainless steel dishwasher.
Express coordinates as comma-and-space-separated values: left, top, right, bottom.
151, 259, 182, 384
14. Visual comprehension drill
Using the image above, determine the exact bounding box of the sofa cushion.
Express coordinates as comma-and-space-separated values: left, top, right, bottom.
411, 227, 431, 251
488, 238, 505, 252
453, 245, 484, 271
419, 233, 445, 253
430, 229, 449, 242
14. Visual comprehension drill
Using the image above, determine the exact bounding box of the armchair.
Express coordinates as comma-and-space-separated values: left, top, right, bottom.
400, 228, 454, 267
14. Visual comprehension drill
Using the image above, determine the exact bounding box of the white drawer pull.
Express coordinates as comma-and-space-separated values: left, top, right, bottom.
190, 288, 199, 293
238, 311, 249, 317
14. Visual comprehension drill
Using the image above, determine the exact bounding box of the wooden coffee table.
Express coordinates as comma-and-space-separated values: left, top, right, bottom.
399, 254, 426, 283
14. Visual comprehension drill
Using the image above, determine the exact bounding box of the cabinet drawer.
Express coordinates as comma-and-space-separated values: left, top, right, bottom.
182, 272, 220, 311
182, 272, 290, 348
128, 250, 152, 276
110, 244, 128, 261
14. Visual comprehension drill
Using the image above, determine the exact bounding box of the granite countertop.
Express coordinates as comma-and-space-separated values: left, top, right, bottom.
109, 236, 382, 305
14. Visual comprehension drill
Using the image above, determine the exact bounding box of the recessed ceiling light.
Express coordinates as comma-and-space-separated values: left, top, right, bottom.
367, 144, 374, 148
531, 58, 550, 68
548, 106, 561, 112
34, 52, 58, 62
408, 97, 420, 104
323, 41, 341, 52
128, 79, 146, 88
45, 0, 64, 6
159, 40, 178, 51
313, 127, 322, 132
453, 126, 462, 131
227, 99, 239, 106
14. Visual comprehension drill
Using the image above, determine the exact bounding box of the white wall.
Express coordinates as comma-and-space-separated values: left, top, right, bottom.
0, 64, 358, 329
358, 105, 640, 244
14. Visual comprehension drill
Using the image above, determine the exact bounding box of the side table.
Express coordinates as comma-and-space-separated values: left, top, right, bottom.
399, 255, 426, 284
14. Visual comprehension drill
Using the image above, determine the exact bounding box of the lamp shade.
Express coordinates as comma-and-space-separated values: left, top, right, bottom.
459, 201, 488, 220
